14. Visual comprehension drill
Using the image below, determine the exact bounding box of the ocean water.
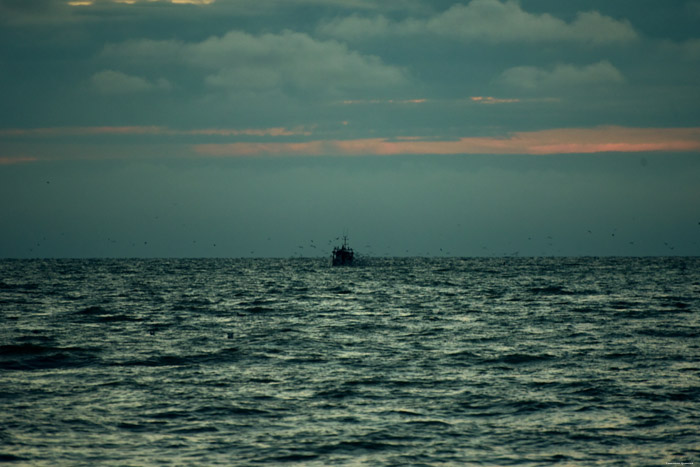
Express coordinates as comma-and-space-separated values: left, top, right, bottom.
1, 257, 698, 466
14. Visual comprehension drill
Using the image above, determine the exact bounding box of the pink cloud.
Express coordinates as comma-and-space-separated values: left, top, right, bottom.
341, 98, 427, 105
511, 127, 700, 154
0, 156, 38, 165
184, 127, 312, 137
470, 96, 521, 104
5, 125, 699, 161
193, 126, 700, 157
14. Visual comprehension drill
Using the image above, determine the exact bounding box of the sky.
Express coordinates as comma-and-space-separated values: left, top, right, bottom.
1, 0, 699, 258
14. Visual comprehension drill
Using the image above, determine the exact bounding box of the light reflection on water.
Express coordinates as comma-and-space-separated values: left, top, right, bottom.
0, 257, 698, 465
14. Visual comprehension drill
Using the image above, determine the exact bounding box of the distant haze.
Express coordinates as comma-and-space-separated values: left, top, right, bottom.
2, 153, 697, 258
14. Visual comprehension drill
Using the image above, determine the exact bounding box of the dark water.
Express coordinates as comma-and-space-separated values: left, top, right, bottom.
1, 257, 698, 466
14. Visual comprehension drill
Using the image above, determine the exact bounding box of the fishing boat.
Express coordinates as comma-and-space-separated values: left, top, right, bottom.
331, 236, 354, 266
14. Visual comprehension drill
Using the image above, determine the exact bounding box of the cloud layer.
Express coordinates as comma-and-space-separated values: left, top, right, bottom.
497, 61, 626, 90
318, 0, 638, 44
101, 30, 408, 98
193, 127, 700, 157
91, 70, 172, 93
2, 0, 700, 158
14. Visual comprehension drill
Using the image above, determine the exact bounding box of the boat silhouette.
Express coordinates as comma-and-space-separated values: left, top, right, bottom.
331, 235, 354, 266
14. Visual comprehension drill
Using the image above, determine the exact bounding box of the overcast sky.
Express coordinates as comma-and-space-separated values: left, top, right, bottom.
1, 0, 699, 257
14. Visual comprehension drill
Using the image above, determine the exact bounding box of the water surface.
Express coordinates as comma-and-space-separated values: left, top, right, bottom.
1, 258, 698, 465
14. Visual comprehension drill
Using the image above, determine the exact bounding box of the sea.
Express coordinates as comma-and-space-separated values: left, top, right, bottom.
1, 257, 698, 466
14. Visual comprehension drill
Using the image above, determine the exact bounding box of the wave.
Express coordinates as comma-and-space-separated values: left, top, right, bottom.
75, 305, 140, 322
485, 353, 557, 365
0, 343, 100, 370
0, 343, 95, 356
1, 257, 698, 466
529, 285, 574, 295
112, 347, 240, 367
247, 305, 277, 313
0, 454, 29, 462
444, 350, 482, 362
404, 419, 452, 427
328, 285, 353, 294
77, 305, 107, 315
195, 405, 272, 416
0, 343, 55, 356
636, 327, 699, 338
317, 439, 396, 454
631, 389, 698, 402
0, 281, 39, 291
266, 453, 320, 463
314, 387, 356, 399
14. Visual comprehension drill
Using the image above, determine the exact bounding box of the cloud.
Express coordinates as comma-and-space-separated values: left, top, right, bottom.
101, 30, 408, 97
69, 0, 216, 5
90, 70, 172, 93
0, 156, 38, 165
681, 39, 700, 59
192, 127, 700, 157
164, 0, 215, 3
0, 0, 72, 24
192, 30, 409, 94
497, 61, 625, 90
318, 0, 638, 45
689, 1, 700, 17
5, 126, 699, 162
0, 125, 312, 137
470, 96, 520, 104
340, 98, 426, 105
662, 38, 700, 60
68, 0, 386, 6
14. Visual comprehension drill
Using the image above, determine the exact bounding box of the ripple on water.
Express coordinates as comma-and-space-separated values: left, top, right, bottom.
0, 257, 698, 465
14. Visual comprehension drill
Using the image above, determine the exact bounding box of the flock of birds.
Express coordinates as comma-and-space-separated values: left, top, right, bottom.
25, 225, 698, 257
24, 182, 700, 256
21, 179, 699, 257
